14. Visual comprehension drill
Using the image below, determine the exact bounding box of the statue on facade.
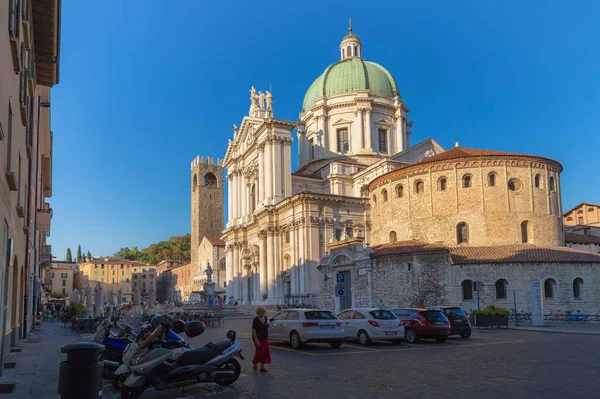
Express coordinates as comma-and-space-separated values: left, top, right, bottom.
250, 86, 259, 116
265, 90, 273, 110
233, 124, 238, 136
205, 262, 213, 283
258, 91, 266, 110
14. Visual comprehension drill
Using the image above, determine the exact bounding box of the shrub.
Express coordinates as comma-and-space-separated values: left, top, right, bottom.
64, 302, 86, 319
472, 305, 510, 318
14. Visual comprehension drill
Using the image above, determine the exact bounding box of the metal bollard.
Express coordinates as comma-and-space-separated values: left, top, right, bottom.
58, 342, 105, 399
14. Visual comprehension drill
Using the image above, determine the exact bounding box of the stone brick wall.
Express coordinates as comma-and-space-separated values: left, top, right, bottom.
370, 157, 563, 247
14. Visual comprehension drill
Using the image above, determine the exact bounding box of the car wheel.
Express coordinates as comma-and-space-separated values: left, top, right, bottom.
405, 328, 419, 344
391, 339, 402, 345
435, 336, 448, 343
329, 341, 343, 349
290, 331, 303, 349
460, 332, 471, 339
358, 330, 371, 346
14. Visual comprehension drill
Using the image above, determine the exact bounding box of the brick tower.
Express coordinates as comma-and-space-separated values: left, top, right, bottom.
190, 156, 225, 267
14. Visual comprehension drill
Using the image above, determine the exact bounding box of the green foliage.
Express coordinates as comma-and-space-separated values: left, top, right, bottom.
76, 245, 82, 263
64, 302, 86, 319
86, 250, 92, 259
65, 248, 72, 262
472, 305, 510, 318
114, 235, 191, 265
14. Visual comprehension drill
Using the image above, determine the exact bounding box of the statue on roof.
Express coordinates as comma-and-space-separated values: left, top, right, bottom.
266, 90, 273, 110
259, 91, 266, 110
233, 124, 238, 136
250, 86, 259, 116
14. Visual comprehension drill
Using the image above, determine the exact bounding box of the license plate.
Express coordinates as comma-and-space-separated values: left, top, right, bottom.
321, 325, 334, 329
385, 331, 397, 336
435, 322, 443, 326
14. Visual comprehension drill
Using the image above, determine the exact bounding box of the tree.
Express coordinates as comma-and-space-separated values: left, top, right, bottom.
65, 248, 72, 262
76, 245, 82, 263
86, 250, 92, 260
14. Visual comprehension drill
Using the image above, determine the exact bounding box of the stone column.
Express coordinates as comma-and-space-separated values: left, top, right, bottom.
227, 174, 233, 223
259, 234, 268, 298
240, 173, 247, 221
298, 224, 305, 295
232, 244, 240, 300
364, 107, 372, 151
241, 264, 249, 303
257, 144, 264, 204
397, 115, 405, 153
357, 109, 364, 149
297, 129, 307, 166
226, 247, 233, 297
264, 139, 273, 205
402, 118, 408, 150
267, 230, 275, 301
283, 139, 292, 197
272, 138, 283, 203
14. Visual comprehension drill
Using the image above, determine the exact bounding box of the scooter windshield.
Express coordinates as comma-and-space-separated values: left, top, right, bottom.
139, 325, 165, 349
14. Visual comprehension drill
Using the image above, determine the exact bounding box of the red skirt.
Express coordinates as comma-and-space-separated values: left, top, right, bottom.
252, 338, 272, 365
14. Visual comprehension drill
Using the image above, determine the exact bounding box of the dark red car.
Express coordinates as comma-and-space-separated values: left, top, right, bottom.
392, 308, 451, 343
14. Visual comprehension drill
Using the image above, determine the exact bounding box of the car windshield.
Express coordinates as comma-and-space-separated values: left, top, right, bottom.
369, 310, 397, 320
304, 311, 337, 320
444, 307, 466, 318
420, 311, 447, 321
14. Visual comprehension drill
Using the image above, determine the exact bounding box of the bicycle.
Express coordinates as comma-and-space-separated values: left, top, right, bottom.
564, 310, 588, 324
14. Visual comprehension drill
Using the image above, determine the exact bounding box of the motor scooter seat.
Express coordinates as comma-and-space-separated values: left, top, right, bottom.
177, 341, 232, 366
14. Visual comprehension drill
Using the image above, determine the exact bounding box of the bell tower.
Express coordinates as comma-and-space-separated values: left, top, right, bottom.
191, 156, 225, 267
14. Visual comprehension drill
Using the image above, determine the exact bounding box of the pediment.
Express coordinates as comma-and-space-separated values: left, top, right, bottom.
374, 117, 393, 126
332, 118, 354, 126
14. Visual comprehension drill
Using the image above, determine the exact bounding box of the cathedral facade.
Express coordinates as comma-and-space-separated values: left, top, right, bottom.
222, 29, 444, 304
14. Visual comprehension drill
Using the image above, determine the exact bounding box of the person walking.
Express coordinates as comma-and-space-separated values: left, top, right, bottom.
377, 298, 385, 309
252, 307, 271, 373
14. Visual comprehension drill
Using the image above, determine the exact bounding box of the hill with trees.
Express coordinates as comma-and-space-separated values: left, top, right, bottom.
114, 234, 191, 265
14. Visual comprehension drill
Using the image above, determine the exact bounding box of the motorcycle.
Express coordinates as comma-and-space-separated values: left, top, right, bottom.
118, 319, 243, 399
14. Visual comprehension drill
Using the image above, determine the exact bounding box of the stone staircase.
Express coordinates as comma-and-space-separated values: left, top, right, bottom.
181, 304, 248, 318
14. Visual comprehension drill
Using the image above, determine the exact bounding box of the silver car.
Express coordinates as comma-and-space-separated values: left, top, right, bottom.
269, 309, 344, 349
337, 308, 405, 345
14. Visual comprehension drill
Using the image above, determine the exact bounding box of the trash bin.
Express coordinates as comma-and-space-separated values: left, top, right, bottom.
58, 342, 105, 399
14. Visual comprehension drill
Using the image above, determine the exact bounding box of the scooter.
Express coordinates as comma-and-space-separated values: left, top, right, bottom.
118, 322, 243, 399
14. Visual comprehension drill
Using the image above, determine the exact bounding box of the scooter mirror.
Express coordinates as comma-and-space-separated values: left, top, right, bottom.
226, 330, 236, 341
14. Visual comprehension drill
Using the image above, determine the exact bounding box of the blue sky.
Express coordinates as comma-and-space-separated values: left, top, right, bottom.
50, 0, 600, 259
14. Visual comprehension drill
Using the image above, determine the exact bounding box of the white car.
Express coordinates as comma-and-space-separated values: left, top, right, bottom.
269, 309, 345, 349
337, 308, 405, 345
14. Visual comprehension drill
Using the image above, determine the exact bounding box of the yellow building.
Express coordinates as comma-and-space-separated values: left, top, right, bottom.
43, 261, 76, 299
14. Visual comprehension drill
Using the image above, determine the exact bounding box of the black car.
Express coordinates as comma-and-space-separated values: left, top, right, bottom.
428, 306, 471, 338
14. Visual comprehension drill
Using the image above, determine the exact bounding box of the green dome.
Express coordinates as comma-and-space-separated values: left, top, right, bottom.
302, 58, 399, 111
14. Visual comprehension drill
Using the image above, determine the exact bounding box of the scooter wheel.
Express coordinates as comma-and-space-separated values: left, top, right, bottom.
214, 358, 241, 386
121, 386, 145, 399
112, 374, 127, 391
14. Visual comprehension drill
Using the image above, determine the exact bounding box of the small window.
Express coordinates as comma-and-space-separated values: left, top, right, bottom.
193, 174, 198, 191
309, 138, 315, 160
544, 278, 556, 298
549, 176, 555, 192
488, 172, 496, 187
438, 177, 447, 191
285, 231, 290, 244
335, 229, 342, 241
457, 222, 469, 244
415, 180, 424, 194
378, 129, 388, 153
534, 174, 541, 188
345, 227, 354, 238
337, 128, 349, 153
346, 46, 351, 57
372, 194, 377, 206
204, 172, 217, 188
508, 178, 523, 192
396, 184, 404, 198
573, 278, 583, 298
567, 217, 573, 221
495, 279, 507, 299
588, 208, 595, 212
462, 280, 473, 300
382, 189, 388, 202
389, 231, 397, 243
577, 210, 583, 214
462, 174, 472, 188
521, 221, 529, 243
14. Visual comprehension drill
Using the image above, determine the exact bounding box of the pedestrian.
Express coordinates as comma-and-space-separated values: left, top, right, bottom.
252, 306, 271, 373
217, 296, 223, 312
377, 298, 385, 309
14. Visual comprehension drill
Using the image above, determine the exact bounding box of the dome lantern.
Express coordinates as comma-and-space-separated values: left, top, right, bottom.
340, 18, 362, 60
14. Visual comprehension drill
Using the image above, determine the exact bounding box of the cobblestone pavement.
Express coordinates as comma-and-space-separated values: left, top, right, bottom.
2, 319, 600, 398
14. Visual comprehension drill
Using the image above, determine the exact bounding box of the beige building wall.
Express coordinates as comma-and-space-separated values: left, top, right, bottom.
564, 203, 600, 227
43, 261, 76, 298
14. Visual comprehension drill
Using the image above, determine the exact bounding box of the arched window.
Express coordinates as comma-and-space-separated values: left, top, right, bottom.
396, 184, 404, 198
415, 180, 424, 194
346, 47, 351, 57
204, 172, 217, 188
521, 221, 529, 243
372, 194, 377, 206
389, 231, 397, 243
249, 184, 256, 213
549, 176, 555, 192
495, 279, 508, 299
577, 210, 583, 214
567, 217, 573, 221
462, 174, 472, 188
353, 45, 357, 56
193, 174, 198, 191
382, 189, 388, 202
534, 174, 541, 188
488, 172, 496, 187
457, 222, 469, 244
544, 278, 556, 298
573, 278, 583, 298
462, 280, 473, 300
438, 177, 447, 191
589, 208, 595, 212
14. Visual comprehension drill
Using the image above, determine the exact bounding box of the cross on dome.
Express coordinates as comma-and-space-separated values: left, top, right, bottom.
340, 19, 362, 60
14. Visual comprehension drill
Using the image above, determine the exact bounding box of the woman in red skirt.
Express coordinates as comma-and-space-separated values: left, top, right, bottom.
252, 306, 271, 372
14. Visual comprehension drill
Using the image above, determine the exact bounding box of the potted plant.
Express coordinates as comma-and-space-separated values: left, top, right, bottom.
472, 305, 510, 328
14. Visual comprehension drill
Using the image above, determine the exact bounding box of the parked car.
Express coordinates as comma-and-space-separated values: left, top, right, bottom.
337, 308, 404, 345
269, 309, 344, 349
392, 308, 451, 343
428, 306, 471, 339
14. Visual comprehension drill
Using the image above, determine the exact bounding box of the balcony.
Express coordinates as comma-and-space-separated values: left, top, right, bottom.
41, 245, 52, 267
5, 170, 17, 191
16, 205, 24, 218
9, 0, 20, 73
36, 206, 52, 233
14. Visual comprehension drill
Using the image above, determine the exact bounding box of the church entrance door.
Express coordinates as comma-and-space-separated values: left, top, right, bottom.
339, 271, 352, 311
